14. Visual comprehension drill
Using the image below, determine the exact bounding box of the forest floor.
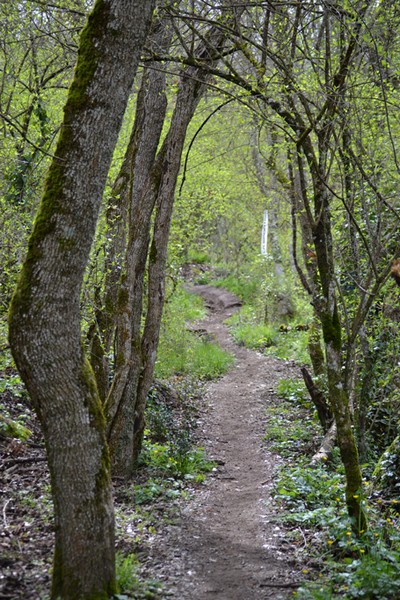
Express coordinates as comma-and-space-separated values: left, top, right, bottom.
140, 284, 304, 599
0, 284, 305, 599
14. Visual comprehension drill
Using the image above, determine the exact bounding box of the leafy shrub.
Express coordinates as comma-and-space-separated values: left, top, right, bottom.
139, 439, 215, 482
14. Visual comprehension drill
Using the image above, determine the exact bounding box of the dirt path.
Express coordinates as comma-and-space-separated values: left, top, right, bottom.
0, 284, 303, 599
150, 285, 302, 599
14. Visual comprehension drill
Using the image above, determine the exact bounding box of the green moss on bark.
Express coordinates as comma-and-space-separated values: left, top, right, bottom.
64, 0, 110, 117
9, 0, 111, 330
321, 306, 341, 352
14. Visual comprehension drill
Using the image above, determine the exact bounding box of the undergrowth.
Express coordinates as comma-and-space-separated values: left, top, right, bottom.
268, 378, 400, 600
114, 378, 217, 598
1, 284, 223, 598
115, 551, 163, 599
155, 286, 233, 379
212, 273, 259, 304
225, 304, 310, 364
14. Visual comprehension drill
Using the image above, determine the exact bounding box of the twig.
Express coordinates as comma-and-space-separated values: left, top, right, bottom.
299, 527, 308, 549
4, 456, 46, 467
259, 581, 300, 588
2, 498, 11, 529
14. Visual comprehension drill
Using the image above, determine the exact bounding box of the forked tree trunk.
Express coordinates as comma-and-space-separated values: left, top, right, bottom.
8, 1, 153, 598
91, 17, 173, 403
107, 8, 242, 477
105, 19, 174, 472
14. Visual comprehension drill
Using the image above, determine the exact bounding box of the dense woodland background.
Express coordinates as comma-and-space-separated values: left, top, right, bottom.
1, 1, 400, 598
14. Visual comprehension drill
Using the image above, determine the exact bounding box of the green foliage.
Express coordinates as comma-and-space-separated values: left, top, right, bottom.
274, 465, 346, 519
116, 552, 163, 599
226, 303, 310, 364
264, 377, 317, 457
359, 313, 400, 460
187, 248, 210, 264
131, 478, 187, 505
276, 378, 310, 407
0, 414, 32, 441
231, 322, 277, 351
139, 439, 215, 482
269, 394, 400, 600
267, 329, 311, 364
155, 286, 233, 380
372, 435, 400, 499
213, 274, 259, 304
156, 332, 233, 380
225, 304, 278, 350
190, 340, 234, 379
0, 372, 24, 397
264, 404, 315, 457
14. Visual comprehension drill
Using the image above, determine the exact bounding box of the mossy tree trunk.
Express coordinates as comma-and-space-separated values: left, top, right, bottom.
8, 1, 153, 598
89, 16, 172, 404
279, 3, 369, 532
106, 8, 242, 478
104, 17, 174, 476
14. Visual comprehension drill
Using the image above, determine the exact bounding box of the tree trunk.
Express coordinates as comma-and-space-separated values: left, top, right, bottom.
105, 17, 174, 474
107, 8, 242, 477
301, 367, 332, 433
91, 16, 173, 404
8, 1, 153, 598
312, 181, 367, 533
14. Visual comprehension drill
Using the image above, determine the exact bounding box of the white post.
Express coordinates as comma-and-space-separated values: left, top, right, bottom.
261, 209, 268, 255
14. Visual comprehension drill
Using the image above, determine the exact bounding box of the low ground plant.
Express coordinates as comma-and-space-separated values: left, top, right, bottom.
267, 395, 400, 599
155, 286, 233, 379
139, 438, 215, 483
116, 552, 163, 599
225, 303, 310, 364
212, 273, 259, 304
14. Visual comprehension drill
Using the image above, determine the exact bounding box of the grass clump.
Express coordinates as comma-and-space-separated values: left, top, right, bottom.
212, 273, 259, 304
155, 285, 233, 380
139, 438, 215, 483
190, 340, 234, 379
267, 328, 310, 364
156, 333, 233, 380
225, 302, 310, 364
231, 323, 277, 351
116, 552, 163, 599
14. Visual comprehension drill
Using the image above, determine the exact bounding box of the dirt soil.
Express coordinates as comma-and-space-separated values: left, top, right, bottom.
0, 284, 304, 599
142, 285, 303, 599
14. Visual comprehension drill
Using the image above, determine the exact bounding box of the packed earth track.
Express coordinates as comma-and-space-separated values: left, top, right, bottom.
0, 284, 304, 599
145, 285, 303, 599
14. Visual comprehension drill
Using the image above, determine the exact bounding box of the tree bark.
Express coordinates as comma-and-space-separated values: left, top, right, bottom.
8, 1, 153, 598
312, 179, 367, 533
310, 422, 337, 466
301, 366, 332, 433
107, 6, 242, 477
90, 16, 173, 404
105, 17, 174, 473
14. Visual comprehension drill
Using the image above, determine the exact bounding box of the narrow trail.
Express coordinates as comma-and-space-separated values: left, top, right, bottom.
150, 285, 302, 599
